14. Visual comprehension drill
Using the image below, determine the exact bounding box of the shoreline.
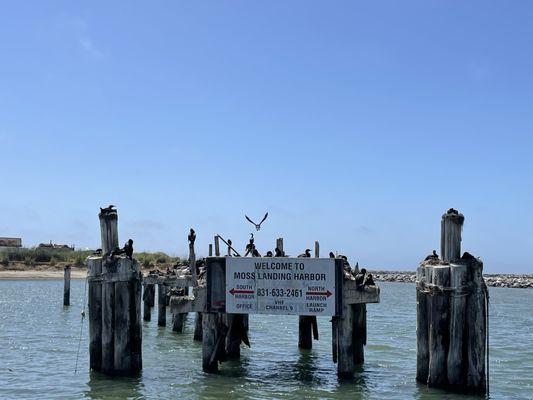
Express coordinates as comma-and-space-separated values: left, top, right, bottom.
1, 267, 532, 288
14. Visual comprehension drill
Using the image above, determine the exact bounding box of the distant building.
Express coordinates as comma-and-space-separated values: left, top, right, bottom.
38, 241, 75, 251
0, 237, 22, 249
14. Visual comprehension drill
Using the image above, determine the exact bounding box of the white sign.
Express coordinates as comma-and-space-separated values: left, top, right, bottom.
226, 257, 337, 316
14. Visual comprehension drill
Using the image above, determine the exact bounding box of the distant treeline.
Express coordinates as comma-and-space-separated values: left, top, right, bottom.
0, 248, 184, 268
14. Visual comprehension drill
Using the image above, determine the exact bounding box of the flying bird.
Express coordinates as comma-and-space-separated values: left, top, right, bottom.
245, 213, 269, 231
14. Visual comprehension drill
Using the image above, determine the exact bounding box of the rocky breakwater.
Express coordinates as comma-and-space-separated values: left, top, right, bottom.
373, 271, 533, 289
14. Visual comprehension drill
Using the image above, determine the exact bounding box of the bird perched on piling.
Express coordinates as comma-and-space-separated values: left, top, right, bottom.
188, 228, 196, 244
245, 213, 269, 231
364, 273, 375, 286
124, 239, 133, 259
329, 252, 335, 258
274, 247, 284, 257
355, 268, 367, 287
425, 250, 439, 261
100, 205, 116, 213
92, 248, 102, 256
265, 250, 273, 257
298, 249, 311, 258
244, 234, 255, 256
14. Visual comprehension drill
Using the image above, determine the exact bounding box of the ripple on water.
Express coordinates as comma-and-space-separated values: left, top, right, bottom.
0, 281, 532, 399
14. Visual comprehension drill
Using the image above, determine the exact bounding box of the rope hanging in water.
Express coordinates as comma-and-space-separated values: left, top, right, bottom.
74, 272, 88, 374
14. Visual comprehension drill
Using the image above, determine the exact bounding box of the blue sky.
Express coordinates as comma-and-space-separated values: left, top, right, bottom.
1, 1, 531, 273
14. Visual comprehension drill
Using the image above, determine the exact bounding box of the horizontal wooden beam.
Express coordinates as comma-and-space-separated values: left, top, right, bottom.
142, 274, 193, 287
170, 286, 207, 313
343, 281, 380, 305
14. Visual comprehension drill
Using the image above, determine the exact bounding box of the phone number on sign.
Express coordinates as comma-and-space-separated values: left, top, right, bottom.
256, 288, 303, 297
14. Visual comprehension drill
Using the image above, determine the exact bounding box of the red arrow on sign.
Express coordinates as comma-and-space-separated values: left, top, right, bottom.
306, 290, 333, 297
229, 288, 255, 295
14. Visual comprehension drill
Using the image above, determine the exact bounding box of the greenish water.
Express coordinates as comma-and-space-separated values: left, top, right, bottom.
0, 281, 531, 399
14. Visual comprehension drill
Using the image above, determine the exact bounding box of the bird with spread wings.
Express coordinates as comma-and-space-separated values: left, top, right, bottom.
245, 212, 268, 231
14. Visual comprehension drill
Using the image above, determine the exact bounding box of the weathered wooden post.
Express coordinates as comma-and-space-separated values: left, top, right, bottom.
416, 209, 488, 395
194, 313, 203, 341
214, 236, 220, 257
87, 207, 142, 376
441, 208, 464, 263
158, 283, 167, 327
209, 244, 213, 257
337, 300, 355, 377
87, 256, 102, 372
143, 283, 155, 321
298, 242, 318, 350
63, 264, 71, 306
428, 265, 450, 386
99, 208, 119, 255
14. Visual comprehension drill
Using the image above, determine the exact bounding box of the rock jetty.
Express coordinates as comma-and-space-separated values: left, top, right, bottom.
372, 271, 533, 289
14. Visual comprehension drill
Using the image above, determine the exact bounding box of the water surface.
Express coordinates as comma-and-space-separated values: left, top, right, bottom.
0, 281, 531, 399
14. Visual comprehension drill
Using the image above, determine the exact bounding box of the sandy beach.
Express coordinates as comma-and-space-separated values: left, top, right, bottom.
0, 268, 88, 280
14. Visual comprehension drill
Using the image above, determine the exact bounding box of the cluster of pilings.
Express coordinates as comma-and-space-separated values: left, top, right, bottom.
168, 236, 379, 378
86, 208, 142, 375
82, 205, 487, 396
416, 209, 488, 395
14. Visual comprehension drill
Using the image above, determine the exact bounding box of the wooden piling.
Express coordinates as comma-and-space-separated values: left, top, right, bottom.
353, 304, 366, 364
417, 209, 487, 394
63, 265, 71, 306
214, 236, 220, 256
209, 244, 213, 257
337, 303, 355, 377
89, 208, 142, 376
88, 257, 102, 371
441, 210, 464, 263
99, 209, 118, 255
194, 312, 203, 341
158, 283, 167, 327
172, 310, 186, 333
225, 314, 244, 359
447, 263, 468, 387
298, 241, 319, 349
143, 283, 155, 321
466, 259, 487, 393
416, 265, 430, 383
428, 265, 450, 386
202, 313, 219, 372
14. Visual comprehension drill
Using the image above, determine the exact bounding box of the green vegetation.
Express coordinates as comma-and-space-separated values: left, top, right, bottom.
0, 248, 184, 268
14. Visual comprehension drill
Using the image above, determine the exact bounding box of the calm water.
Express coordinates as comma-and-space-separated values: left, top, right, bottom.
0, 280, 531, 400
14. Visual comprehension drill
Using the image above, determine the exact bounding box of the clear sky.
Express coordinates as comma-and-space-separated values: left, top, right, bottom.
1, 1, 532, 273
